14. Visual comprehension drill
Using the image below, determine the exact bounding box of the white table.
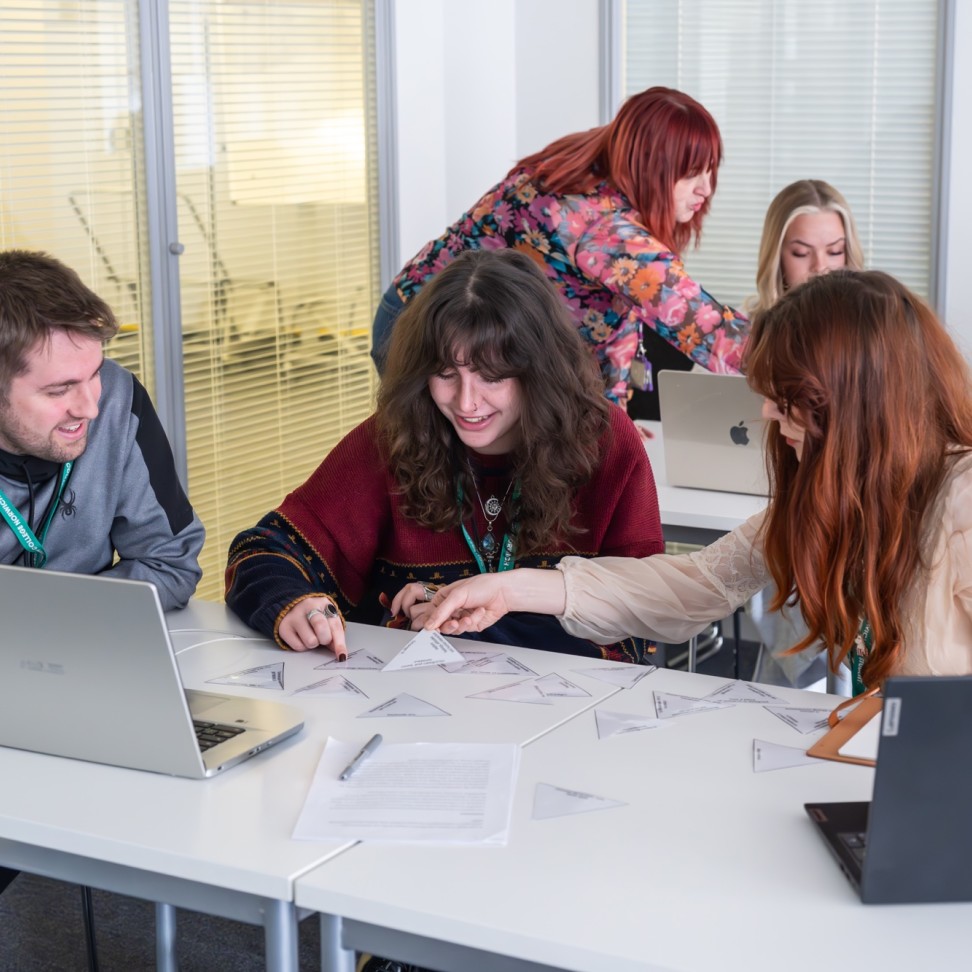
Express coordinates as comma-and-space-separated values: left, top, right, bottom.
296, 666, 972, 972
0, 600, 624, 972
0, 599, 352, 972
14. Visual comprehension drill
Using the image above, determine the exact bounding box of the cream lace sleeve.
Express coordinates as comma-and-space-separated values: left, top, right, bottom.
557, 510, 770, 644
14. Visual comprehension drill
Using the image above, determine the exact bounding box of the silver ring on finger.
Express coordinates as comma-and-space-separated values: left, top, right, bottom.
423, 585, 436, 602
306, 607, 325, 621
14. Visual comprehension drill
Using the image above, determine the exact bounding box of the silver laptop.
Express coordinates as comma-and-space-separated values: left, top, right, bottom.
658, 370, 768, 495
0, 565, 303, 778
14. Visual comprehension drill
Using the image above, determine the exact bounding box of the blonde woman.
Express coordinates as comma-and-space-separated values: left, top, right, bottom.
748, 179, 864, 316
745, 180, 864, 685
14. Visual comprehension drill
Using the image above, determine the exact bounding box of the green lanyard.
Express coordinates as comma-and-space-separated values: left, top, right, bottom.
0, 462, 73, 568
851, 618, 872, 697
456, 479, 519, 574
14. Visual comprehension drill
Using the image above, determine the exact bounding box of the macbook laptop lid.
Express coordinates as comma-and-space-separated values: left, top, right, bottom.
805, 675, 972, 904
0, 564, 303, 778
658, 370, 768, 496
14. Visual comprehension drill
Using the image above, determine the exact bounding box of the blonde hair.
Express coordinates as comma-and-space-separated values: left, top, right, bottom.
747, 180, 864, 315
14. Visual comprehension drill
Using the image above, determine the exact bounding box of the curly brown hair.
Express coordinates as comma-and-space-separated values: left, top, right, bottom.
745, 269, 972, 689
376, 249, 612, 555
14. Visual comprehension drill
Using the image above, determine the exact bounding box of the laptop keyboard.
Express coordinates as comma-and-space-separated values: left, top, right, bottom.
193, 720, 246, 752
839, 831, 868, 863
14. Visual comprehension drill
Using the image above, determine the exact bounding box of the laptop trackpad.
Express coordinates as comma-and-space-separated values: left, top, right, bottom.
187, 689, 303, 734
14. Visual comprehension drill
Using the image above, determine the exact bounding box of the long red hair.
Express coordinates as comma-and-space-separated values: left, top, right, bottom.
744, 270, 972, 689
512, 86, 722, 253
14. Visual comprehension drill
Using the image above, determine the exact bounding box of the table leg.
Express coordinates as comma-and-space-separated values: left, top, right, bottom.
319, 913, 356, 972
155, 902, 177, 972
264, 898, 300, 972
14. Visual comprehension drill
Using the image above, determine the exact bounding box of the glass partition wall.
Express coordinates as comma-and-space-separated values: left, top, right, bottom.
0, 0, 379, 599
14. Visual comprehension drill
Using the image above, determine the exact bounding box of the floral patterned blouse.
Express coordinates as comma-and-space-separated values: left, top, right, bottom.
394, 169, 750, 403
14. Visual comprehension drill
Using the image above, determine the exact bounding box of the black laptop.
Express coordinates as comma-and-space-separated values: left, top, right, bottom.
805, 674, 972, 904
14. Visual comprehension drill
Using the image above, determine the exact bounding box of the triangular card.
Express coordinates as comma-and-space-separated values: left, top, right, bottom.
467, 680, 553, 704
383, 629, 465, 671
753, 738, 821, 772
442, 653, 538, 676
704, 681, 786, 704
595, 708, 669, 739
316, 649, 386, 670
291, 675, 367, 697
357, 692, 450, 718
763, 706, 832, 734
206, 662, 285, 691
534, 673, 591, 698
652, 691, 724, 719
532, 782, 626, 820
571, 665, 656, 689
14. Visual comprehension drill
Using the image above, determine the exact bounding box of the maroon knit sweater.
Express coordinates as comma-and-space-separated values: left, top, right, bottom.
226, 406, 664, 662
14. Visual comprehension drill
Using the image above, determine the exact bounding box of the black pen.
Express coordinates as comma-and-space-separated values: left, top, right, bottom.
339, 733, 383, 780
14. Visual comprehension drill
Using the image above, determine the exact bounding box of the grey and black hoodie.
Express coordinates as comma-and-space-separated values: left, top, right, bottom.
0, 358, 205, 609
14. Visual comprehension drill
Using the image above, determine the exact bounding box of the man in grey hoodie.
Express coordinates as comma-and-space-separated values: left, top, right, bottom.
0, 248, 205, 894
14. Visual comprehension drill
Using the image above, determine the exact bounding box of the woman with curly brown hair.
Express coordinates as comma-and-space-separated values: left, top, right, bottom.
226, 249, 664, 662
420, 269, 972, 696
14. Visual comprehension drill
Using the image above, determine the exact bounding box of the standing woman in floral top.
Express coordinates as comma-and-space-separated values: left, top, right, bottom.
372, 86, 749, 405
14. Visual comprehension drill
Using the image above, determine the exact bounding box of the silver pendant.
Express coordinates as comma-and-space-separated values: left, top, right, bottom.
484, 495, 502, 517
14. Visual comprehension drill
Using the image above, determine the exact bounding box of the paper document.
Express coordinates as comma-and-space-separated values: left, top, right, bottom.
293, 737, 519, 844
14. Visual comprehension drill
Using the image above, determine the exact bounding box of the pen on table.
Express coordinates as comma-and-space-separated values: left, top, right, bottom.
339, 733, 383, 781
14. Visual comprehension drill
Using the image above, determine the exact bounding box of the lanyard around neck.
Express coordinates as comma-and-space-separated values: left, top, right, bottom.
456, 478, 519, 574
0, 461, 73, 568
851, 618, 872, 697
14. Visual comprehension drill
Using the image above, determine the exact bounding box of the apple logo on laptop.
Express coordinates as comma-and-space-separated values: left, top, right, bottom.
730, 421, 750, 446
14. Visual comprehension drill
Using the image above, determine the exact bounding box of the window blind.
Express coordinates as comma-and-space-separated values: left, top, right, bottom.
169, 0, 379, 598
0, 1, 152, 379
620, 0, 939, 308
0, 0, 379, 601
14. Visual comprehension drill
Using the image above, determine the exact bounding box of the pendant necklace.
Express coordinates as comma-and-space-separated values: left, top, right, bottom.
457, 460, 518, 574
467, 459, 514, 571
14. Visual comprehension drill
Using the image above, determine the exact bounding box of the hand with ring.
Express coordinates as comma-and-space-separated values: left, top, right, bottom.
386, 581, 440, 630
278, 596, 347, 659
